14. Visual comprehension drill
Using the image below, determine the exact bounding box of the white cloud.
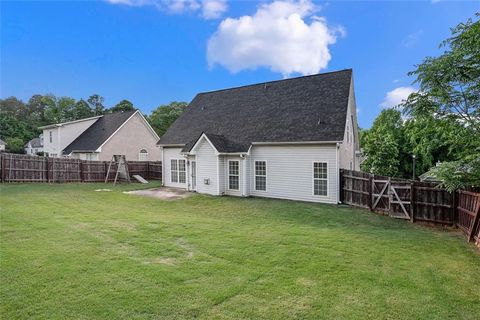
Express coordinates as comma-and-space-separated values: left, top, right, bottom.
106, 0, 227, 19
380, 86, 416, 109
207, 0, 345, 77
202, 0, 227, 19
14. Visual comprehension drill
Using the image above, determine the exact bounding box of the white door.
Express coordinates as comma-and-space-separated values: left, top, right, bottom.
191, 161, 196, 191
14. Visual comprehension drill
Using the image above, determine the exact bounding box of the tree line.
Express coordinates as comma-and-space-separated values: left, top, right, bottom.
361, 14, 479, 191
0, 94, 187, 153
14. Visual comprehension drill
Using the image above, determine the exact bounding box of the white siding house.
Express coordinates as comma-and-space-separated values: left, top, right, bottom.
24, 135, 44, 155
40, 116, 100, 158
39, 110, 161, 161
158, 69, 361, 204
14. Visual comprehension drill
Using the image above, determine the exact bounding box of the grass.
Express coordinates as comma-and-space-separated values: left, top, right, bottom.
1, 183, 479, 319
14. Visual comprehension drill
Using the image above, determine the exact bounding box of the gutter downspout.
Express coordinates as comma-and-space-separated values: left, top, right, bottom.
161, 147, 165, 186
336, 142, 340, 204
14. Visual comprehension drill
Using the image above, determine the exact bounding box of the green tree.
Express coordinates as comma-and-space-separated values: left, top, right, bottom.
148, 102, 187, 137
5, 137, 25, 154
362, 132, 400, 177
361, 109, 406, 177
87, 94, 105, 116
402, 14, 480, 188
109, 99, 135, 113
69, 99, 94, 120
403, 14, 479, 135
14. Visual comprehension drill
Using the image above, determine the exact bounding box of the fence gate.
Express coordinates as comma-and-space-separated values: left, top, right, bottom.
372, 178, 411, 219
372, 178, 390, 213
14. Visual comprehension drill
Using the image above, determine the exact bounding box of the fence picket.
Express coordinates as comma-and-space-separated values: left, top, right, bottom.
0, 153, 162, 184
340, 169, 479, 243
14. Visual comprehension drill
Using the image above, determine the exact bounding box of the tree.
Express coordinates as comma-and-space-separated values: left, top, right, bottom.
87, 94, 105, 116
403, 14, 480, 135
361, 109, 406, 177
69, 99, 94, 120
5, 137, 25, 154
148, 102, 187, 137
427, 156, 480, 192
362, 132, 400, 177
401, 14, 480, 188
109, 99, 135, 113
0, 111, 31, 142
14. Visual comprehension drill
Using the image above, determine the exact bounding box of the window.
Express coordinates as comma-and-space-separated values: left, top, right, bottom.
255, 161, 267, 191
228, 161, 239, 190
313, 162, 328, 196
346, 125, 350, 143
138, 149, 148, 161
49, 131, 53, 143
178, 160, 186, 183
170, 159, 186, 184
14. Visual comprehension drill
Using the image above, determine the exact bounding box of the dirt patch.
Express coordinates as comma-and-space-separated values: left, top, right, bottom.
124, 187, 192, 200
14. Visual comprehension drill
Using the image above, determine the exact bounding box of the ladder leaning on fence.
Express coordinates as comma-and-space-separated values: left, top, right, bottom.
105, 155, 131, 185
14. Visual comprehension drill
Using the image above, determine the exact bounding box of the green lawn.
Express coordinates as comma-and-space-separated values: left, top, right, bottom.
1, 183, 479, 319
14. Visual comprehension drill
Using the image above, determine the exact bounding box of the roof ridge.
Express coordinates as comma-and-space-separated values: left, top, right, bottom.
195, 69, 353, 96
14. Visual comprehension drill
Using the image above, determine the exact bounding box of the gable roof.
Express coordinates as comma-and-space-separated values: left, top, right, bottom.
159, 69, 353, 153
39, 115, 102, 130
63, 110, 137, 154
186, 132, 249, 153
26, 137, 43, 148
0, 138, 5, 145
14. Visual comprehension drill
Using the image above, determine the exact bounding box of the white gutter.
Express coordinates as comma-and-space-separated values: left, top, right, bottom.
251, 141, 342, 146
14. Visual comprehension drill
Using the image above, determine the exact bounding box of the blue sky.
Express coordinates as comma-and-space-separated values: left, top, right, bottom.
1, 0, 478, 128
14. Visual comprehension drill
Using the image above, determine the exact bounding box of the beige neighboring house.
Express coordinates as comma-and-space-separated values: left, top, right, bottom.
40, 110, 161, 161
0, 138, 5, 152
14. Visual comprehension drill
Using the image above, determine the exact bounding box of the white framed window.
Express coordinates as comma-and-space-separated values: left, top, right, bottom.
255, 161, 267, 191
347, 125, 350, 143
170, 159, 186, 184
313, 162, 328, 196
138, 149, 148, 161
49, 131, 53, 143
178, 160, 186, 183
228, 160, 239, 190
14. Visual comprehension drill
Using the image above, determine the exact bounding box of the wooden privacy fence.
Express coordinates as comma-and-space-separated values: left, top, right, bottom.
340, 169, 480, 244
0, 153, 162, 183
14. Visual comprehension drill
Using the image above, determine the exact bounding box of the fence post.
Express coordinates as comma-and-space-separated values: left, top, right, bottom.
452, 190, 458, 227
46, 157, 50, 183
468, 197, 480, 242
368, 173, 373, 211
0, 153, 3, 183
410, 181, 415, 223
79, 160, 83, 182
104, 162, 108, 182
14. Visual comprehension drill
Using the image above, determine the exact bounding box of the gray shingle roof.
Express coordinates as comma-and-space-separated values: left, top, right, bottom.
63, 110, 137, 154
0, 138, 5, 145
27, 137, 43, 148
159, 69, 352, 153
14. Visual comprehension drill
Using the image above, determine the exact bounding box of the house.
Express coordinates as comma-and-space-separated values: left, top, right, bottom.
157, 69, 361, 204
0, 138, 5, 152
40, 110, 161, 161
24, 135, 44, 155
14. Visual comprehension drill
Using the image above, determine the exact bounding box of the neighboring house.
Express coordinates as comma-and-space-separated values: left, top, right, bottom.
0, 139, 5, 152
157, 69, 361, 204
40, 110, 161, 161
24, 134, 44, 155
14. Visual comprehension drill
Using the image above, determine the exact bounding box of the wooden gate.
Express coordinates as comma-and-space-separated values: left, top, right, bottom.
372, 178, 411, 219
